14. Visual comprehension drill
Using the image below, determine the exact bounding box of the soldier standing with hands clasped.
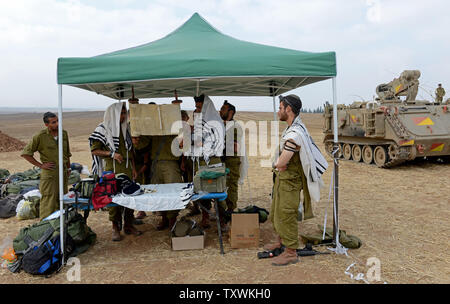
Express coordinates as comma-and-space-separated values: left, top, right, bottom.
265, 94, 327, 266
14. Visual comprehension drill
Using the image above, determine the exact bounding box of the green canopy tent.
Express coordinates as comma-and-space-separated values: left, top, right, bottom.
56, 12, 341, 260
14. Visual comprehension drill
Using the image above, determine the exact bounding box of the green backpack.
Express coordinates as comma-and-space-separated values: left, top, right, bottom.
72, 178, 96, 199
8, 167, 41, 182
68, 171, 81, 185
13, 209, 96, 257
0, 168, 10, 180
3, 179, 41, 196
300, 225, 363, 249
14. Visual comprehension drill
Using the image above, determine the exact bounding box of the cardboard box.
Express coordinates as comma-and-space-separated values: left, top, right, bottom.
230, 213, 260, 249
171, 233, 205, 251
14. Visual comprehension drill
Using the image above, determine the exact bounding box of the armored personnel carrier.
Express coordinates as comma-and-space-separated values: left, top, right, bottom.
323, 70, 450, 167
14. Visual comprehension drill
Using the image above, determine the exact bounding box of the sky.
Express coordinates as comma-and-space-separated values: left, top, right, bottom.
0, 0, 449, 112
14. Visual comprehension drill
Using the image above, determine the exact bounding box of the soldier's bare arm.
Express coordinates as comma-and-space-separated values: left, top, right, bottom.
92, 149, 123, 163
21, 154, 55, 170
275, 140, 300, 171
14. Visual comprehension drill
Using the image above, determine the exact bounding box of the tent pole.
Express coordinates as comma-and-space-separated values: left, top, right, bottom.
58, 84, 65, 264
272, 95, 279, 161
332, 77, 339, 245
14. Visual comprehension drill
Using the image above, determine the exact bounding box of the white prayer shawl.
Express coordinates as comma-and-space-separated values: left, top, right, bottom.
88, 102, 133, 176
225, 120, 248, 185
282, 115, 328, 202
192, 95, 225, 164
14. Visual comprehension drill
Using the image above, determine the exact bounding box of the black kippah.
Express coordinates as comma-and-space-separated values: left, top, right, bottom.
280, 95, 302, 115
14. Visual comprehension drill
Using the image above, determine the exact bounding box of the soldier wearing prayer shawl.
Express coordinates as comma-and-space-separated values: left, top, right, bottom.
265, 94, 328, 266
89, 102, 142, 241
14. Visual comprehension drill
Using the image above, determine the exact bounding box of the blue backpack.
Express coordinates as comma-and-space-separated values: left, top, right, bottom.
19, 225, 75, 276
21, 234, 62, 275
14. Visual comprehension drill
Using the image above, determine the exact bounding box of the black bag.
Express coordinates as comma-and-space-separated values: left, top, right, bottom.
0, 194, 23, 218
22, 234, 63, 275
70, 163, 83, 174
235, 205, 269, 223
19, 225, 74, 276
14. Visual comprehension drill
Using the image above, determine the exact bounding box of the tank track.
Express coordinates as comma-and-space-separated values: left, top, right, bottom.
380, 157, 406, 168
324, 140, 411, 168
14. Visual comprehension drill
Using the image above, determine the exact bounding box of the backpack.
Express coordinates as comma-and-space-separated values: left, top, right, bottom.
21, 233, 63, 275
0, 168, 10, 180
13, 209, 96, 257
73, 178, 96, 199
70, 163, 83, 174
68, 170, 81, 185
236, 205, 270, 223
91, 172, 117, 210
0, 194, 23, 218
7, 167, 41, 183
2, 179, 41, 197
300, 225, 363, 249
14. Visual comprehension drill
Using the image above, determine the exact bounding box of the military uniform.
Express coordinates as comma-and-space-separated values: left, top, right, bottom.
90, 128, 134, 224
270, 151, 303, 250
21, 129, 71, 220
222, 122, 241, 211
436, 86, 446, 103
150, 135, 183, 220
134, 136, 152, 184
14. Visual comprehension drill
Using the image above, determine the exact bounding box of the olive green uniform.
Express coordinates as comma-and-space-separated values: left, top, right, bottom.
270, 152, 303, 249
21, 129, 71, 220
90, 128, 134, 223
150, 135, 183, 219
134, 136, 152, 184
222, 123, 241, 211
436, 87, 445, 103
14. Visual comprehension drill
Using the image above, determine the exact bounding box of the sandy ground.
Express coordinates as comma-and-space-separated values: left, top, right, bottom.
0, 111, 449, 284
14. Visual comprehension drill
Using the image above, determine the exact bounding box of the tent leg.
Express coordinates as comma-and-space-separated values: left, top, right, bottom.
58, 84, 65, 265
332, 77, 339, 245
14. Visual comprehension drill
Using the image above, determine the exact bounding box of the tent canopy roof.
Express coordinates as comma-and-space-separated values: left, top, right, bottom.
57, 13, 336, 100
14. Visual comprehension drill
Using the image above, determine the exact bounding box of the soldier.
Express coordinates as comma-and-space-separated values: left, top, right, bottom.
21, 112, 71, 220
132, 134, 151, 219
149, 133, 183, 230
435, 84, 446, 104
90, 103, 141, 241
265, 94, 306, 266
191, 94, 227, 230
128, 94, 148, 220
220, 100, 241, 215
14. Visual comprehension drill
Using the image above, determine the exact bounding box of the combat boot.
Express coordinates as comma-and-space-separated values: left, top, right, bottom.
112, 221, 121, 242
271, 248, 299, 266
124, 221, 143, 236
263, 235, 282, 251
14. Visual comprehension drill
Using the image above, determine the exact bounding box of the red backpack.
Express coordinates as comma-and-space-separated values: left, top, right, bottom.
92, 172, 117, 210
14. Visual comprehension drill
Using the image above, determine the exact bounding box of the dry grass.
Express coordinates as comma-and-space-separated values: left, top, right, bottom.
0, 111, 449, 284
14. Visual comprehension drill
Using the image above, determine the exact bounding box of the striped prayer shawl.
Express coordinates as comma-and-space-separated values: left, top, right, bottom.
88, 102, 133, 176
282, 115, 328, 202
